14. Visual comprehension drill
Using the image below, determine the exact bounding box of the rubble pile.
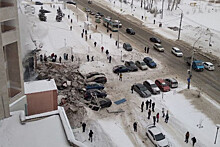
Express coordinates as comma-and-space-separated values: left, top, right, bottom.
36, 62, 87, 128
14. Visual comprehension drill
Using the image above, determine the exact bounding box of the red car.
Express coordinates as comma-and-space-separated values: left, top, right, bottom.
155, 79, 170, 92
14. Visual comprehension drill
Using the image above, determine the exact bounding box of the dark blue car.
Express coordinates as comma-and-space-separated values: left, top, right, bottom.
86, 82, 104, 90
143, 57, 157, 68
113, 65, 130, 74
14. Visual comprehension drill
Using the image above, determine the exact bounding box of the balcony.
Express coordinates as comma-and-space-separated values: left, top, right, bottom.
1, 29, 17, 46
0, 2, 14, 8
0, 3, 16, 22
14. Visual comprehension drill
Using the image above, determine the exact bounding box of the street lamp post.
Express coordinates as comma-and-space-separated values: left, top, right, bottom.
117, 10, 125, 49
177, 7, 183, 40
214, 124, 220, 144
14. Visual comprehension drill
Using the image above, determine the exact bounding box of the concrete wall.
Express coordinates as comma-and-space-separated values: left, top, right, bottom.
27, 90, 58, 116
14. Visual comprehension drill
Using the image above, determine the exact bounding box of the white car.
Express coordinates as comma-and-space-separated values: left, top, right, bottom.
203, 62, 215, 71
146, 125, 169, 147
171, 47, 183, 57
153, 43, 164, 52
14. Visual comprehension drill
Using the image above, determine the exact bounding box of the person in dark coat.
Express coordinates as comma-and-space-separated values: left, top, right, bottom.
144, 47, 146, 53
152, 102, 155, 112
131, 85, 134, 93
44, 55, 47, 62
85, 30, 87, 35
95, 25, 97, 30
82, 122, 86, 132
191, 137, 196, 146
156, 113, 159, 123
59, 56, 62, 63
71, 55, 74, 62
165, 111, 169, 123
89, 34, 91, 39
148, 109, 151, 119
149, 99, 152, 108
54, 54, 57, 61
94, 42, 97, 47
109, 56, 112, 63
101, 46, 104, 52
145, 100, 149, 110
91, 56, 94, 61
162, 108, 165, 118
71, 19, 72, 23
40, 54, 43, 62
87, 55, 90, 61
110, 33, 112, 38
82, 29, 84, 33
153, 116, 156, 126
185, 131, 189, 143
115, 41, 117, 46
88, 130, 93, 142
141, 101, 144, 112
133, 122, 137, 132
147, 47, 150, 53
105, 50, 109, 56
81, 33, 83, 38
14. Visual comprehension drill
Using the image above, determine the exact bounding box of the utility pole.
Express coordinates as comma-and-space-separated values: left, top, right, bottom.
117, 19, 119, 49
177, 7, 183, 40
214, 124, 220, 144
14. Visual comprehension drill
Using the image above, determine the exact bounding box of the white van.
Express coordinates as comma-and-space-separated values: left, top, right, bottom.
203, 62, 214, 71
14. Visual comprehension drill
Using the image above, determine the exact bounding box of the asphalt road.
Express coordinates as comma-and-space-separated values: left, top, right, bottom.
76, 0, 220, 103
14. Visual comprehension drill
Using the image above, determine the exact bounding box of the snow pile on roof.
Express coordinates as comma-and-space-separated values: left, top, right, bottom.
24, 79, 57, 94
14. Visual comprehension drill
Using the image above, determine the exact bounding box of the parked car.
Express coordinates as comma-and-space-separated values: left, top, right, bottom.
126, 28, 135, 35
35, 1, 43, 5
125, 61, 138, 72
66, 1, 76, 5
91, 98, 112, 108
114, 20, 122, 28
155, 79, 170, 92
203, 62, 215, 71
135, 61, 148, 70
133, 83, 151, 98
123, 43, 133, 51
88, 0, 92, 4
113, 65, 130, 74
90, 11, 95, 15
153, 43, 164, 52
86, 82, 105, 90
85, 8, 91, 12
143, 80, 160, 95
143, 57, 157, 68
146, 125, 170, 147
171, 47, 183, 57
164, 78, 178, 88
96, 12, 104, 17
86, 75, 107, 84
84, 89, 107, 101
150, 37, 161, 43
86, 72, 105, 79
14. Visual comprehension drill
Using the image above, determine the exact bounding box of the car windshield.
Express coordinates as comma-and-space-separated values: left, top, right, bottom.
140, 86, 147, 91
175, 50, 182, 53
195, 62, 203, 66
126, 44, 131, 47
151, 84, 157, 88
140, 62, 146, 65
155, 133, 165, 141
157, 44, 162, 48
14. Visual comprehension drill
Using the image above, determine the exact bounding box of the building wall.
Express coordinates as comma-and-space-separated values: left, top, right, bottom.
27, 90, 58, 116
0, 0, 25, 119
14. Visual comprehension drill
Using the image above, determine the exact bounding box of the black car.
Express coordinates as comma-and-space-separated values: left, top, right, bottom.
84, 89, 107, 101
86, 82, 105, 90
150, 37, 161, 44
133, 83, 151, 98
35, 1, 43, 5
86, 72, 105, 79
66, 1, 76, 5
143, 57, 157, 68
125, 61, 138, 72
91, 98, 112, 108
126, 28, 135, 35
96, 12, 104, 17
88, 0, 92, 4
113, 65, 129, 74
123, 43, 132, 51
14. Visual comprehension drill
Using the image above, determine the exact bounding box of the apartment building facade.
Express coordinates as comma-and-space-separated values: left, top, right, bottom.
0, 0, 26, 119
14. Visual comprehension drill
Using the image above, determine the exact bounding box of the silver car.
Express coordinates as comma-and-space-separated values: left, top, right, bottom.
143, 80, 160, 95
133, 83, 151, 98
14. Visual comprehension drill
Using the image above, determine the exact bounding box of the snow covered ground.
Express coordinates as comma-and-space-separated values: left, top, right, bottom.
95, 0, 220, 59
18, 0, 220, 147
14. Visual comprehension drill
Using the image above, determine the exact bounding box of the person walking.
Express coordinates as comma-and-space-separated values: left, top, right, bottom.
81, 33, 83, 38
153, 116, 156, 126
110, 33, 112, 38
71, 19, 72, 23
141, 101, 144, 112
59, 56, 62, 63
82, 29, 84, 33
85, 35, 88, 41
144, 47, 146, 53
145, 100, 149, 110
88, 130, 93, 142
91, 56, 94, 61
95, 25, 97, 30
71, 55, 74, 62
101, 46, 104, 53
149, 99, 152, 108
94, 42, 97, 47
185, 131, 190, 143
70, 26, 72, 31
105, 50, 109, 56
82, 122, 86, 132
165, 111, 169, 123
131, 85, 134, 93
147, 47, 150, 53
148, 109, 151, 119
115, 41, 117, 46
152, 102, 155, 112
156, 113, 159, 123
162, 108, 165, 118
109, 56, 112, 63
119, 73, 122, 81
191, 137, 196, 146
87, 55, 90, 62
85, 30, 87, 35
40, 54, 43, 62
133, 122, 137, 132
89, 34, 91, 39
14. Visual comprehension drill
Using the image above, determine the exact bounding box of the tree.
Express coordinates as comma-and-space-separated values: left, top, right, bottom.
167, 0, 172, 10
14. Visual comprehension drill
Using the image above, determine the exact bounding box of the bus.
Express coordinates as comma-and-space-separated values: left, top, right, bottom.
103, 17, 119, 32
